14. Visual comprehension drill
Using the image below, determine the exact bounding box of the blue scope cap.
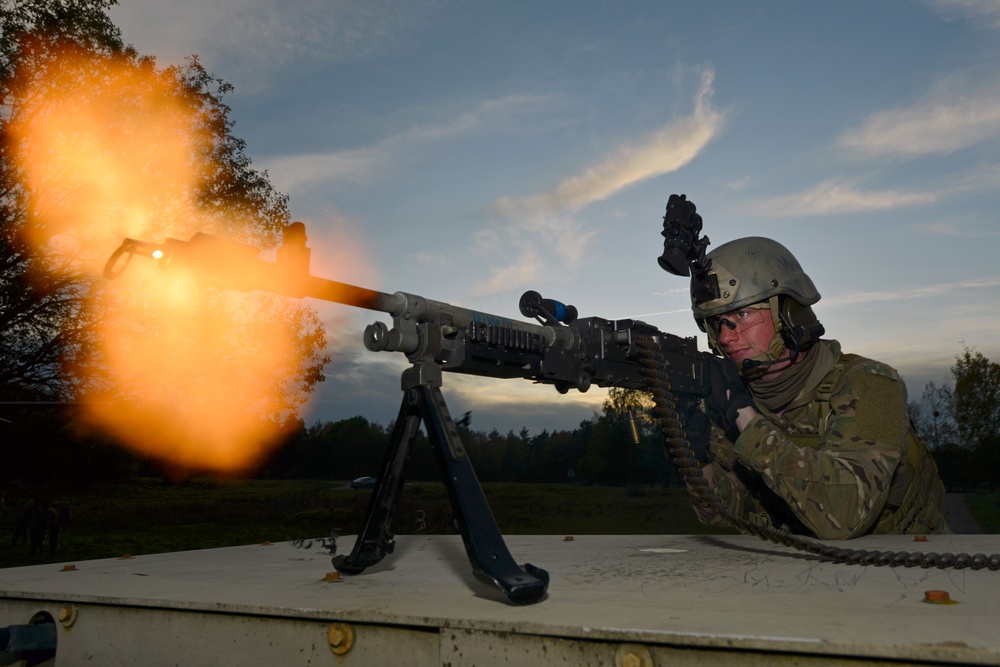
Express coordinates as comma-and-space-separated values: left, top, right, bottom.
519, 290, 578, 325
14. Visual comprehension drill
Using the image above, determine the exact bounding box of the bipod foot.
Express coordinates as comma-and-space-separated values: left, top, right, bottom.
331, 536, 395, 575
475, 561, 549, 605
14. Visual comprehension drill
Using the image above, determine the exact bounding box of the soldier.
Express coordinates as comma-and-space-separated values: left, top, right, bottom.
683, 237, 950, 539
27, 497, 52, 556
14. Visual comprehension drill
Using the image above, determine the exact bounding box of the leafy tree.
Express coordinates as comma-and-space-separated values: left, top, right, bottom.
951, 347, 1000, 489
911, 347, 1000, 490
462, 428, 498, 482
952, 347, 1000, 449
579, 387, 658, 485
501, 429, 527, 481
266, 416, 390, 480
534, 430, 581, 483
0, 0, 124, 397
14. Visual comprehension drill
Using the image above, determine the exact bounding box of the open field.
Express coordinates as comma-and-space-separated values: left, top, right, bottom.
0, 480, 730, 569
963, 492, 1000, 533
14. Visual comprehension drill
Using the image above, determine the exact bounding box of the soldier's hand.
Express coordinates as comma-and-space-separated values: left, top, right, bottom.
704, 354, 755, 436
680, 406, 713, 464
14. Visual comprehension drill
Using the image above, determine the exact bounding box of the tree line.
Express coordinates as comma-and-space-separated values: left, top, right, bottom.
4, 346, 999, 495
254, 347, 1000, 491
259, 389, 680, 487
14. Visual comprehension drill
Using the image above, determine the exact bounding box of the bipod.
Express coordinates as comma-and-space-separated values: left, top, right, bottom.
332, 362, 549, 605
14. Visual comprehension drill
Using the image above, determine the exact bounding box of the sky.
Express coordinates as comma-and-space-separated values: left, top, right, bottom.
108, 0, 1000, 436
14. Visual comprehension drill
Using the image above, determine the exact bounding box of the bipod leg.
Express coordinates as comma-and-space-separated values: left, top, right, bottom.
412, 366, 549, 605
332, 385, 422, 574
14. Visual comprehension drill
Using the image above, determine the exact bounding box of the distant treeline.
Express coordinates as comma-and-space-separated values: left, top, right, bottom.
0, 389, 682, 500
3, 346, 998, 499
259, 409, 682, 487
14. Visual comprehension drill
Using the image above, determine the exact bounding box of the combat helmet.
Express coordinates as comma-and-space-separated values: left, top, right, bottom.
691, 237, 825, 372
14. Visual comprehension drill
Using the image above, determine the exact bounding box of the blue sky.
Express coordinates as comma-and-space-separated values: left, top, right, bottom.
110, 0, 1000, 435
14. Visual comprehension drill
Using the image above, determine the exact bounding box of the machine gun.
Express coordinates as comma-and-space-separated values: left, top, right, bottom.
104, 222, 710, 605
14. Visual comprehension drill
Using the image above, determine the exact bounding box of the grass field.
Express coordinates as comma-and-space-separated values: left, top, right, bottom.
0, 480, 731, 569
962, 492, 1000, 533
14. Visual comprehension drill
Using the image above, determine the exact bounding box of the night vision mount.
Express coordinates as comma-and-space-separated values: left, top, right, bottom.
657, 193, 719, 306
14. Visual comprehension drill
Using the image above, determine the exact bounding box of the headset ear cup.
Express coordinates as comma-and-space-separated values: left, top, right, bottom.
779, 298, 824, 351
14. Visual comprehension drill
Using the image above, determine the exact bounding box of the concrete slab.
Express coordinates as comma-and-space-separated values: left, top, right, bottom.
2, 533, 999, 665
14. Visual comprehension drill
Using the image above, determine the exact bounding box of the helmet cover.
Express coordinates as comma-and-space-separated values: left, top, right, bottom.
691, 236, 819, 321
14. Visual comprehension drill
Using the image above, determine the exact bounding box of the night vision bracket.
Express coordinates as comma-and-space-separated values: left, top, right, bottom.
657, 193, 719, 303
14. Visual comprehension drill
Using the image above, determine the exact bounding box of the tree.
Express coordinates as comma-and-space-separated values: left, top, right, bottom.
952, 347, 1000, 449
909, 379, 965, 491
578, 387, 661, 485
533, 430, 580, 483
951, 347, 1000, 489
0, 0, 329, 474
908, 380, 958, 451
0, 0, 123, 397
910, 347, 1000, 490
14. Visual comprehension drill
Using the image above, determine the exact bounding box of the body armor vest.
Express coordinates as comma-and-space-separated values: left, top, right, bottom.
755, 353, 949, 535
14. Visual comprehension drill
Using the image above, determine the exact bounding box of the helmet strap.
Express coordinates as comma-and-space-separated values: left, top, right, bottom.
738, 297, 791, 379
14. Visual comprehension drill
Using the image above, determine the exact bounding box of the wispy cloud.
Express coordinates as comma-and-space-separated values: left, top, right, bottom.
262, 95, 551, 193
822, 277, 1000, 308
837, 88, 1000, 159
921, 221, 1000, 236
467, 214, 597, 297
714, 175, 752, 193
746, 179, 940, 217
494, 69, 727, 217
921, 0, 1000, 28
469, 69, 727, 296
112, 0, 452, 89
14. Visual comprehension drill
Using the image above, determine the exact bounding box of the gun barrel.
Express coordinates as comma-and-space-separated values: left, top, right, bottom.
298, 275, 400, 314
104, 224, 706, 396
103, 228, 560, 357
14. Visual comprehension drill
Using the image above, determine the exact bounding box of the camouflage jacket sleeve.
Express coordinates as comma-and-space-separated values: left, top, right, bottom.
693, 362, 909, 540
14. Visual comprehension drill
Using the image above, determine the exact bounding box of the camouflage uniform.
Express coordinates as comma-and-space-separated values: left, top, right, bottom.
694, 339, 950, 540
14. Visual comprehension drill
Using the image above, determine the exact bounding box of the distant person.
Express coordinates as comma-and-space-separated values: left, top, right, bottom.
49, 505, 71, 555
9, 498, 32, 548
681, 237, 950, 539
27, 498, 52, 556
